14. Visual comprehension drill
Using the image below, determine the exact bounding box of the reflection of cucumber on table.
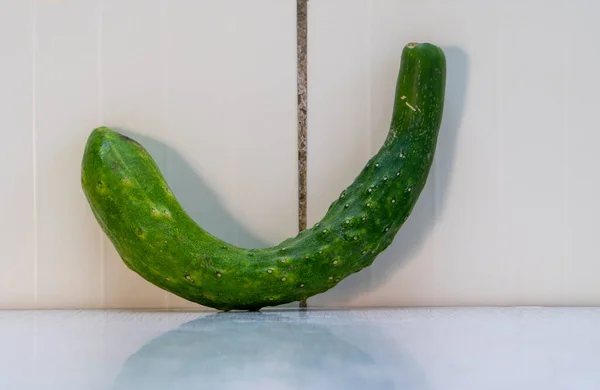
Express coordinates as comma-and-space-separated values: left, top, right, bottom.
81, 43, 446, 311
111, 313, 403, 390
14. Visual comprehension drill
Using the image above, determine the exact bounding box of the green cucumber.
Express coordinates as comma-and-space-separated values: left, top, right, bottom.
81, 42, 446, 311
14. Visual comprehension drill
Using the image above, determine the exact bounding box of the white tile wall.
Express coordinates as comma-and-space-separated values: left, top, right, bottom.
35, 0, 104, 308
307, 0, 600, 307
2, 0, 600, 309
0, 0, 35, 309
0, 0, 297, 309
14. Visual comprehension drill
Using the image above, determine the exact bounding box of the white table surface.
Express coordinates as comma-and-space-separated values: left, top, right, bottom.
0, 308, 599, 390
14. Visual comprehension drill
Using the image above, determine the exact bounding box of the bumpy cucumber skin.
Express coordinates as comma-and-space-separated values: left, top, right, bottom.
81, 43, 446, 311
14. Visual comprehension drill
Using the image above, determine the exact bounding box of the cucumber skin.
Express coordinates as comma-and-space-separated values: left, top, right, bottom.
81, 43, 446, 311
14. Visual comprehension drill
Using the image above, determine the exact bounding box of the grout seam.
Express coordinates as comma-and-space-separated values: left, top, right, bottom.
32, 0, 38, 308
297, 0, 308, 232
161, 0, 170, 310
98, 0, 105, 308
366, 0, 372, 156
496, 1, 509, 297
297, 0, 308, 309
562, 0, 571, 300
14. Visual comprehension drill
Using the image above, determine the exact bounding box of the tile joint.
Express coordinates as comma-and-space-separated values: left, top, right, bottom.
297, 0, 308, 309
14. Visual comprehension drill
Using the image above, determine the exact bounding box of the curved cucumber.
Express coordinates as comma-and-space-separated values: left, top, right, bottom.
81, 42, 446, 311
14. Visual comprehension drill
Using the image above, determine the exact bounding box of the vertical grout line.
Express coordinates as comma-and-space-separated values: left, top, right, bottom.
366, 0, 372, 156
232, 6, 240, 267
496, 0, 508, 301
161, 0, 169, 310
431, 1, 441, 303
365, 0, 373, 303
562, 0, 571, 303
32, 0, 38, 309
297, 0, 308, 309
97, 0, 105, 308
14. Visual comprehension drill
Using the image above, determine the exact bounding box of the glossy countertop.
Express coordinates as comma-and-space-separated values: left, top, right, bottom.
1, 308, 599, 390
